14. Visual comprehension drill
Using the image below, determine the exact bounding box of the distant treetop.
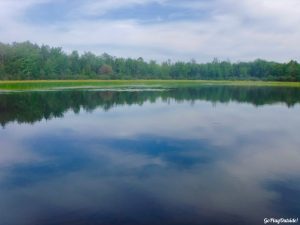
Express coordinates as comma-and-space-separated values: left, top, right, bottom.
0, 41, 299, 81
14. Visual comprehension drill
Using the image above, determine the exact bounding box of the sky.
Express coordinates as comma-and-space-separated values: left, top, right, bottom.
0, 0, 299, 62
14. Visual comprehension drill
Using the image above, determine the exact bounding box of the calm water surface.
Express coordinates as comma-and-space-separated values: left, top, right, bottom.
0, 86, 300, 225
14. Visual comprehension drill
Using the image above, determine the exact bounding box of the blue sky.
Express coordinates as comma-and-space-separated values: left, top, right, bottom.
0, 0, 299, 62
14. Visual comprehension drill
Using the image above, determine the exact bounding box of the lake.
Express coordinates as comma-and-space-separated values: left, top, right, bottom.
0, 85, 300, 225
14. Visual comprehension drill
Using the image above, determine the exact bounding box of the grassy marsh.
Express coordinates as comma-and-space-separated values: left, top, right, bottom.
0, 80, 300, 91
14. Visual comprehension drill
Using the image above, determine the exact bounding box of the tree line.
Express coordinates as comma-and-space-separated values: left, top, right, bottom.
1, 41, 300, 81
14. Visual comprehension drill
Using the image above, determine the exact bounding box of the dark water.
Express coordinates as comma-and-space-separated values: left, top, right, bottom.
0, 86, 300, 225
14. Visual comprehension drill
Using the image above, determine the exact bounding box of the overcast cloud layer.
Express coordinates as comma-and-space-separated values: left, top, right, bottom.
0, 0, 299, 62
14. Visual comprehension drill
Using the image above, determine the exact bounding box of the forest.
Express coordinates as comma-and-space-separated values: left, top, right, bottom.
1, 41, 300, 81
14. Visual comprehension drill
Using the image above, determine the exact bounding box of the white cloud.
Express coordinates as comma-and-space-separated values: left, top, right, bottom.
0, 0, 299, 62
76, 0, 167, 16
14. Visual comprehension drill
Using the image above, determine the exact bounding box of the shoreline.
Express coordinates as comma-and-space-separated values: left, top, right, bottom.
1, 80, 300, 91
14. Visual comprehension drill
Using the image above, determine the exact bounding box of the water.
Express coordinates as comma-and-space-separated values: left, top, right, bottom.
0, 86, 300, 225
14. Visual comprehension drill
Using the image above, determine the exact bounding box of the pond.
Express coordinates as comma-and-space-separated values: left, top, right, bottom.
0, 85, 300, 225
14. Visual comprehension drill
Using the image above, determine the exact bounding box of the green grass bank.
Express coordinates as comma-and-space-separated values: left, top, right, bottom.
1, 80, 300, 91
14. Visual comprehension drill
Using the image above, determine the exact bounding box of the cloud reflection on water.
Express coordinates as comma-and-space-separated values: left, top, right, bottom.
0, 95, 300, 225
